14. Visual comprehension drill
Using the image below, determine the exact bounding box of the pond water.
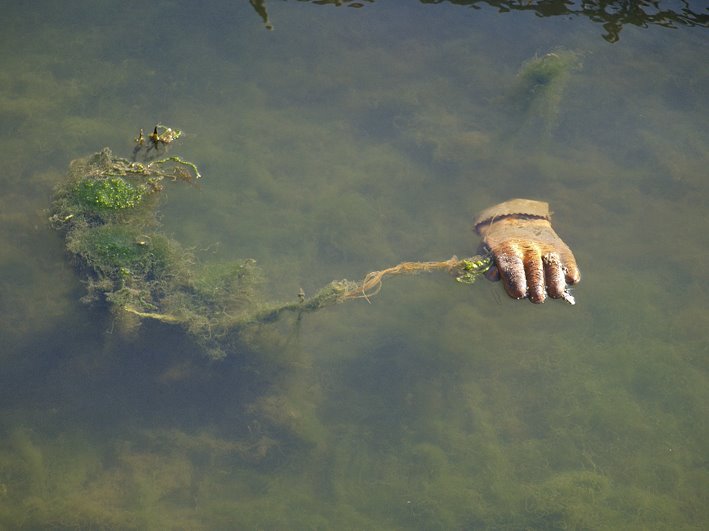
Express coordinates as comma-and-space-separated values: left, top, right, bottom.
0, 1, 707, 529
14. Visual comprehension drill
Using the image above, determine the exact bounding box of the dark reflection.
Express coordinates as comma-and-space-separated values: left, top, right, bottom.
253, 0, 708, 42
250, 0, 274, 30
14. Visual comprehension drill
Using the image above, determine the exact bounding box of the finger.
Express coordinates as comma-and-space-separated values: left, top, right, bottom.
524, 251, 546, 303
543, 252, 566, 299
564, 259, 581, 285
494, 250, 527, 299
558, 244, 581, 285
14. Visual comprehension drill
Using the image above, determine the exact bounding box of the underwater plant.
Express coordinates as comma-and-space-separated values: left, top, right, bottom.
50, 127, 491, 358
511, 49, 582, 134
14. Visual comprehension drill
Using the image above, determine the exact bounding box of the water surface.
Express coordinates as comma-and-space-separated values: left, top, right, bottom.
0, 1, 707, 528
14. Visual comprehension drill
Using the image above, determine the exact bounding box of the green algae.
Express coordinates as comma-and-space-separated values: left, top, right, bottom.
67, 225, 171, 278
49, 146, 327, 357
510, 49, 582, 134
50, 140, 490, 360
73, 177, 146, 211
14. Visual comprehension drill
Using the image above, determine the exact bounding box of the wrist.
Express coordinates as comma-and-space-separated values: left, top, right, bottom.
474, 198, 550, 235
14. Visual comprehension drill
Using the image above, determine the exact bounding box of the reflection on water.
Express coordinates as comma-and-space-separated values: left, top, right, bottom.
258, 0, 709, 42
0, 1, 707, 528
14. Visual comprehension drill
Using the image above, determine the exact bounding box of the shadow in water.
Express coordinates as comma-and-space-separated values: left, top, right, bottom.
0, 312, 284, 441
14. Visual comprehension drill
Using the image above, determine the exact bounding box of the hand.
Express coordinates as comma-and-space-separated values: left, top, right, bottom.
475, 199, 580, 304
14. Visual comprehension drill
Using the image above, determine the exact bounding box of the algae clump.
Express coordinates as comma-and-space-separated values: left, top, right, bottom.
50, 129, 492, 358
511, 49, 582, 133
73, 176, 145, 211
49, 135, 348, 358
49, 141, 264, 357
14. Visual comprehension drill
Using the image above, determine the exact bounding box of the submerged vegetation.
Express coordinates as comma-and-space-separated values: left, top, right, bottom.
50, 129, 491, 358
510, 50, 582, 134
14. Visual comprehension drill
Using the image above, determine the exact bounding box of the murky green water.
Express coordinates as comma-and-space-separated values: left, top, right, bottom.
1, 1, 707, 529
